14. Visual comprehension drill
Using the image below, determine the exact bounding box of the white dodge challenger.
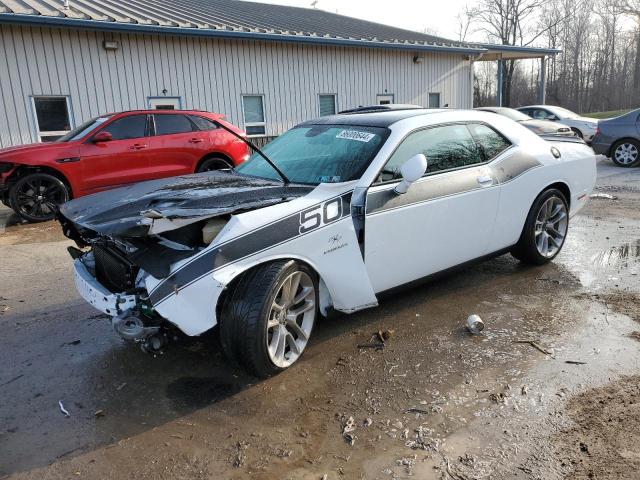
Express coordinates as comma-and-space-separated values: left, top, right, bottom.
58, 106, 597, 377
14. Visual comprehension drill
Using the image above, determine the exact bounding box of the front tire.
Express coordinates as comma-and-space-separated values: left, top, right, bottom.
9, 173, 70, 222
511, 188, 569, 265
611, 139, 640, 167
220, 260, 318, 378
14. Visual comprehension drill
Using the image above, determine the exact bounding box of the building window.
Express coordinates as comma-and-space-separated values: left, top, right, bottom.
428, 93, 441, 108
318, 94, 337, 116
242, 95, 266, 136
31, 96, 72, 142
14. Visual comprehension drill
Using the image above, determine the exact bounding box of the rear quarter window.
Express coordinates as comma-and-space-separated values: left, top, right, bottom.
468, 123, 512, 160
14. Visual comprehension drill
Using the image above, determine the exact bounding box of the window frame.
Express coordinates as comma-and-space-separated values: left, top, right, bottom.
241, 94, 267, 137
30, 95, 74, 142
372, 121, 513, 186
318, 94, 337, 117
87, 113, 151, 143
150, 113, 197, 137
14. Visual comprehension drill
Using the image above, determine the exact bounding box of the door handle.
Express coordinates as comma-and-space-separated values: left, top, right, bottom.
476, 175, 493, 186
130, 144, 148, 150
189, 138, 203, 144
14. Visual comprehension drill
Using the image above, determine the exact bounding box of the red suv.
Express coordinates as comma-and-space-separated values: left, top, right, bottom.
0, 110, 249, 222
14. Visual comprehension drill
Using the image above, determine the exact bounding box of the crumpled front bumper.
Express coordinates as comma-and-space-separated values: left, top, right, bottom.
73, 258, 137, 316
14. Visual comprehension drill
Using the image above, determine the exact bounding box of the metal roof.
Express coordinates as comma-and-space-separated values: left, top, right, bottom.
0, 0, 487, 53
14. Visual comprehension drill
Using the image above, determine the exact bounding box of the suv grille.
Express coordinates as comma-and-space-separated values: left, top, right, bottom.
93, 245, 139, 293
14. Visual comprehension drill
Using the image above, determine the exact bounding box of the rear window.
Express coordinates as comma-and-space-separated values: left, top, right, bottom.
468, 123, 511, 160
154, 114, 194, 136
189, 115, 218, 131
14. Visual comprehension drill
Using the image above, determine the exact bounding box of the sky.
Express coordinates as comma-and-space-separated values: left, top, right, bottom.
249, 0, 473, 41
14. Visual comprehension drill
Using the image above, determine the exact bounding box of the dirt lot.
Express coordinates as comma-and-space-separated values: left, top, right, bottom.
1, 158, 639, 479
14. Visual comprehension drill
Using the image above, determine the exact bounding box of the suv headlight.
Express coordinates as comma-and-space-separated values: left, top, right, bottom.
0, 161, 14, 173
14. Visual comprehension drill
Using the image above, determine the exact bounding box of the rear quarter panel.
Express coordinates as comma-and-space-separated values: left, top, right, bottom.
491, 137, 596, 250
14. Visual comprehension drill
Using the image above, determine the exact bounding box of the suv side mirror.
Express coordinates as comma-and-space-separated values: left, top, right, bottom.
93, 131, 113, 143
394, 153, 427, 194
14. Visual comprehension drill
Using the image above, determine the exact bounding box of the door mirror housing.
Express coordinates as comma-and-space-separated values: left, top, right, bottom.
547, 114, 558, 121
92, 131, 113, 143
394, 153, 427, 195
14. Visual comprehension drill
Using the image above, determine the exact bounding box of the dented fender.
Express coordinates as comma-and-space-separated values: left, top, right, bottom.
145, 183, 378, 336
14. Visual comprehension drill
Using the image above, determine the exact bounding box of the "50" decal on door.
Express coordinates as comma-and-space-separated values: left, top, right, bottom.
299, 197, 346, 234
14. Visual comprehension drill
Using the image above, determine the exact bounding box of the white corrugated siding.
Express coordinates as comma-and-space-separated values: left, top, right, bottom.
0, 24, 472, 148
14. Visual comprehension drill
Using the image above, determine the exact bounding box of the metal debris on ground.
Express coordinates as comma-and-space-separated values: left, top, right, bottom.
514, 340, 553, 355
58, 401, 70, 417
94, 410, 105, 418
521, 385, 528, 395
565, 360, 587, 365
115, 382, 127, 391
465, 314, 485, 334
489, 392, 508, 404
589, 193, 617, 200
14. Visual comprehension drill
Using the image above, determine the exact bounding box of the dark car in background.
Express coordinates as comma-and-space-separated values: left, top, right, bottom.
0, 110, 249, 222
591, 109, 640, 167
475, 107, 574, 137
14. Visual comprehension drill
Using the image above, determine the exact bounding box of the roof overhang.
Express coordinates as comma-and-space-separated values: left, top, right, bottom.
473, 44, 562, 61
0, 14, 487, 55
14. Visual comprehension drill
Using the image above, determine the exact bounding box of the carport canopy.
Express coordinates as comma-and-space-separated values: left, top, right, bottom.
472, 44, 561, 106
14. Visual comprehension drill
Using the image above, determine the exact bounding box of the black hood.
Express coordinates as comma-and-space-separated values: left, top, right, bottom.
59, 171, 313, 238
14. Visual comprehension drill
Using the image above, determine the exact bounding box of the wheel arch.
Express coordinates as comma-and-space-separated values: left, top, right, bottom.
7, 165, 74, 199
543, 181, 571, 209
195, 152, 233, 172
215, 255, 334, 323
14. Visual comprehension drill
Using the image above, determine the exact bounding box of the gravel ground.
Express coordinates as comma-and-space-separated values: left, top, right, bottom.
0, 157, 639, 479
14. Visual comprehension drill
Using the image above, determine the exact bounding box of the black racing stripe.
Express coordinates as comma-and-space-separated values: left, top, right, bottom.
149, 191, 352, 305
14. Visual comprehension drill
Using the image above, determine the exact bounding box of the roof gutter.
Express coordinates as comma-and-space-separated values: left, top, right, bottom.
0, 14, 488, 54
476, 43, 562, 55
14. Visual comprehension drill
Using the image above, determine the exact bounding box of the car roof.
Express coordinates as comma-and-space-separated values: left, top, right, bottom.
103, 109, 220, 117
299, 107, 448, 128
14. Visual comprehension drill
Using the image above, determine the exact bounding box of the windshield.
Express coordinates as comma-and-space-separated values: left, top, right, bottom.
547, 106, 578, 119
235, 125, 388, 185
498, 108, 531, 121
56, 116, 112, 142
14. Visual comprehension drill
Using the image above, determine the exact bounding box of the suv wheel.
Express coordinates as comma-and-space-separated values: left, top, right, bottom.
196, 156, 232, 172
9, 173, 70, 222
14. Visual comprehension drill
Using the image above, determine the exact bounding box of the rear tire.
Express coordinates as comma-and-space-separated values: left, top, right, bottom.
196, 156, 232, 172
610, 139, 640, 167
9, 173, 70, 222
511, 188, 569, 265
219, 260, 318, 378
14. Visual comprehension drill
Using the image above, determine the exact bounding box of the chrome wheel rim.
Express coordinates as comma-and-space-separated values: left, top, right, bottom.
535, 196, 568, 258
614, 143, 638, 165
267, 271, 315, 368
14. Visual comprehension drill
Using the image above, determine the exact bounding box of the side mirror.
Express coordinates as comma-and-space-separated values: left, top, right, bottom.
92, 131, 113, 143
547, 115, 558, 121
394, 153, 427, 195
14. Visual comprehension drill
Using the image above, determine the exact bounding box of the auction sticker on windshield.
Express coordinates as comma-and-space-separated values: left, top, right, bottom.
336, 130, 376, 142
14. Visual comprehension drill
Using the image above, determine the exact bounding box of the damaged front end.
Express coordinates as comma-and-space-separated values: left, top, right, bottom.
58, 171, 312, 350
